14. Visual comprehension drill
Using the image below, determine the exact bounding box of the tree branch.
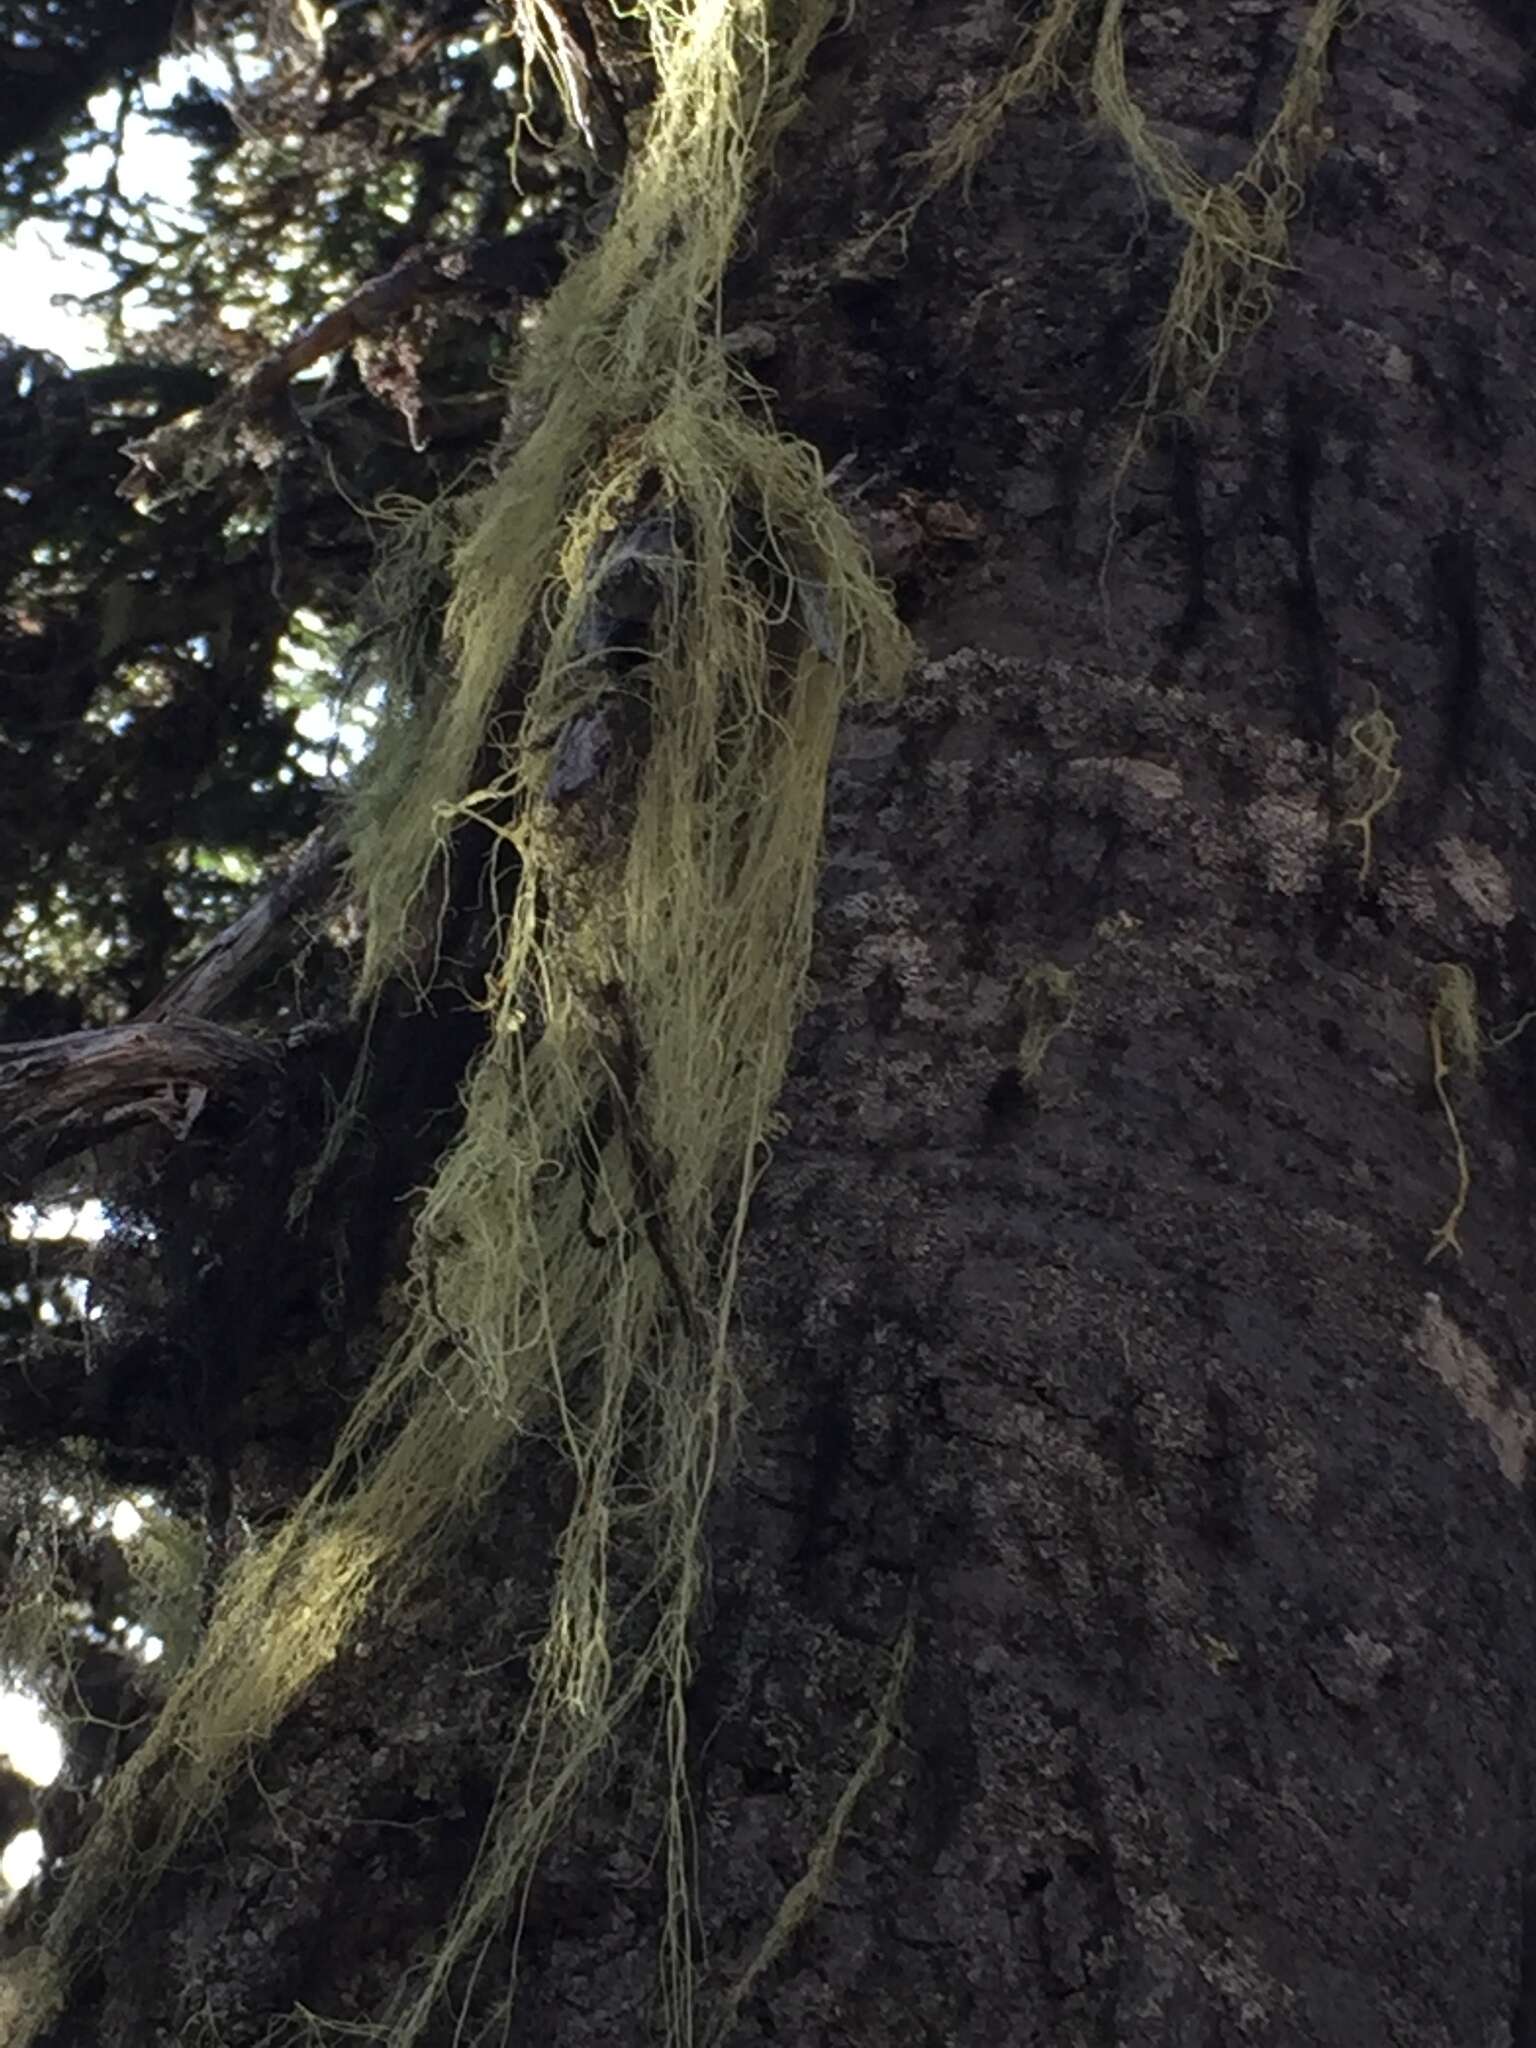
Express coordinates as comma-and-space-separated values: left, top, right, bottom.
118, 225, 566, 511
135, 825, 344, 1022
1, 826, 345, 1197
0, 1018, 280, 1195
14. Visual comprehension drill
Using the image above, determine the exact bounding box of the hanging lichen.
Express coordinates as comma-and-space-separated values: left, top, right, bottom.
1338, 695, 1401, 882
707, 1615, 914, 2047
2, 1, 911, 2043
874, 0, 1088, 248
1091, 0, 1351, 434
869, 0, 1353, 441
1425, 963, 1480, 1263
1015, 960, 1080, 1083
1425, 966, 1535, 1264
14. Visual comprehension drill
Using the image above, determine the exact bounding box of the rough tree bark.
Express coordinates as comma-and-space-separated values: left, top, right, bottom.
15, 3, 1536, 2044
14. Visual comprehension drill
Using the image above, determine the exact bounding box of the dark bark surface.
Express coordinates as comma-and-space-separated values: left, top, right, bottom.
16, 3, 1536, 2044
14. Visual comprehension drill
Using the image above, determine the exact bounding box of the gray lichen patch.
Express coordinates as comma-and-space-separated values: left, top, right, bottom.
1411, 1294, 1535, 1488
1436, 836, 1515, 928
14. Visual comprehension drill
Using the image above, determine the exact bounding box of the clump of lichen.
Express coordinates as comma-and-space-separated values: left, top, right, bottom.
7, 2, 912, 2043
1338, 697, 1401, 882
873, 0, 1351, 439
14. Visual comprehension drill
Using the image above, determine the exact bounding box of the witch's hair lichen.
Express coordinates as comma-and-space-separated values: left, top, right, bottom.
1426, 963, 1479, 1264
867, 0, 1353, 450
872, 0, 1087, 249
708, 1615, 913, 2044
3, 1, 911, 2043
0, 1949, 61, 2044
1338, 695, 1401, 882
1425, 965, 1535, 1264
1015, 961, 1079, 1083
1092, 0, 1352, 433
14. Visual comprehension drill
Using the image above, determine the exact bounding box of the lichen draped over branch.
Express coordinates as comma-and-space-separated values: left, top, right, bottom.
7, 0, 911, 2041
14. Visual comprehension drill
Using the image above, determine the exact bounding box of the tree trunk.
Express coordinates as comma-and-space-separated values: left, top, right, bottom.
14, 3, 1536, 2044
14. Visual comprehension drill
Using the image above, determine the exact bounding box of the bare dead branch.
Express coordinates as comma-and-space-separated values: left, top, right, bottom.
0, 1018, 280, 1195
1, 825, 346, 1197
136, 825, 344, 1022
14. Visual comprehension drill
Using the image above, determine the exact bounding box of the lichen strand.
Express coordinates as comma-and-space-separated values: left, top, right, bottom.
1338, 698, 1402, 882
1091, 0, 1353, 433
885, 0, 1353, 431
708, 1615, 914, 2045
896, 0, 1088, 229
8, 0, 911, 2043
1014, 961, 1080, 1083
1426, 962, 1481, 1263
1424, 966, 1536, 1264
